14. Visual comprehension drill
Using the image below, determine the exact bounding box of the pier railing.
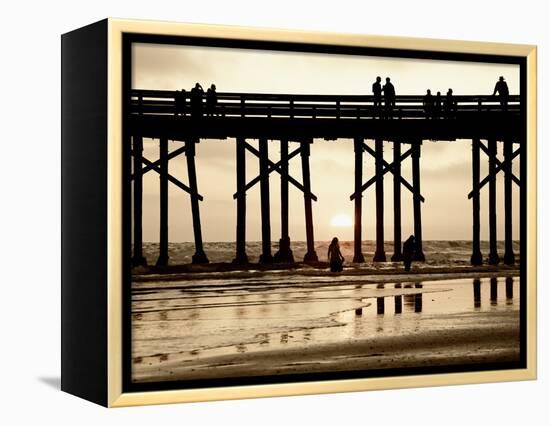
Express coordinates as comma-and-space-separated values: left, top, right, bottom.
130, 89, 520, 120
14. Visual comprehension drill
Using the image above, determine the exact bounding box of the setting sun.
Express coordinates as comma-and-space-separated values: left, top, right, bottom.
330, 213, 352, 227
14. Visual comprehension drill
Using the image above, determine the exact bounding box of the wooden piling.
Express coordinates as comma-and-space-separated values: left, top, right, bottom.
353, 138, 365, 263
412, 142, 425, 261
503, 141, 515, 265
156, 138, 169, 267
506, 276, 514, 299
373, 139, 386, 262
132, 135, 147, 266
233, 137, 248, 264
301, 140, 318, 263
490, 277, 498, 303
488, 140, 500, 265
259, 138, 273, 263
473, 278, 481, 307
391, 140, 402, 261
274, 139, 294, 263
471, 138, 483, 265
186, 139, 209, 264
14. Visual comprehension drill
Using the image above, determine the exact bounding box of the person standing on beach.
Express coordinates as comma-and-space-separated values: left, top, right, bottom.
402, 235, 416, 272
328, 237, 345, 272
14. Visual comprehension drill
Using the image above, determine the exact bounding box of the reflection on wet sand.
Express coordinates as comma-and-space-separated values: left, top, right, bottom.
132, 275, 520, 383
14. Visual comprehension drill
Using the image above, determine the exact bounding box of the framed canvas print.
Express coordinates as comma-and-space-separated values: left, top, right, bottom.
61, 18, 537, 407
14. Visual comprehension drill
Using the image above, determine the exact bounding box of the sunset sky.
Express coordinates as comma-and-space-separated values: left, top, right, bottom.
131, 42, 520, 243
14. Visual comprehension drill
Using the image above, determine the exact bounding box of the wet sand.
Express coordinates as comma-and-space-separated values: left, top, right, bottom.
131, 274, 521, 383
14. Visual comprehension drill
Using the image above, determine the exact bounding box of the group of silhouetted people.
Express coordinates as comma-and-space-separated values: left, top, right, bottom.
175, 82, 218, 117
372, 76, 396, 117
372, 76, 509, 119
327, 234, 420, 273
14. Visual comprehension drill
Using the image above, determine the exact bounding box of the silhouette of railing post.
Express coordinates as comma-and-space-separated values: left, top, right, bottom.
488, 139, 500, 265
373, 139, 386, 262
275, 139, 294, 262
186, 139, 209, 264
412, 142, 425, 261
473, 278, 481, 307
353, 138, 365, 263
156, 138, 169, 267
259, 138, 273, 263
503, 140, 516, 265
132, 135, 147, 266
233, 137, 248, 264
506, 277, 514, 299
391, 141, 403, 261
471, 138, 483, 265
394, 283, 403, 314
301, 140, 318, 263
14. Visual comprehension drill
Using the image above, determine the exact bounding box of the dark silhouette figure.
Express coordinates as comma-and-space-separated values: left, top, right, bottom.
382, 77, 396, 117
372, 76, 382, 117
402, 235, 416, 272
206, 84, 218, 117
328, 237, 344, 272
190, 82, 204, 118
445, 88, 456, 118
435, 91, 442, 119
175, 89, 187, 116
273, 236, 295, 263
423, 89, 434, 118
493, 76, 509, 111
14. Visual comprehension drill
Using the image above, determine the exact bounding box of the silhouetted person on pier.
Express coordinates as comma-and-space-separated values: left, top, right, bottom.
175, 89, 187, 116
372, 76, 382, 117
383, 77, 396, 118
445, 88, 456, 118
435, 91, 442, 118
328, 237, 345, 272
493, 76, 509, 111
190, 82, 204, 118
423, 89, 434, 118
206, 84, 218, 117
402, 235, 416, 272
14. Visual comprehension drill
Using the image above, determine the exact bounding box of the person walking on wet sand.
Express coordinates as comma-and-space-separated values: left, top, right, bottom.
328, 237, 345, 272
402, 235, 416, 272
492, 76, 509, 111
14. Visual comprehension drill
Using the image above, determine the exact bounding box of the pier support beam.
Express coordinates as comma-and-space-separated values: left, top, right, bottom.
488, 139, 500, 265
412, 142, 425, 261
353, 138, 365, 263
259, 138, 273, 263
233, 137, 249, 264
471, 138, 483, 265
274, 139, 294, 263
391, 141, 402, 261
156, 138, 169, 267
373, 139, 386, 262
301, 140, 318, 263
503, 141, 515, 265
132, 135, 147, 266
186, 139, 209, 264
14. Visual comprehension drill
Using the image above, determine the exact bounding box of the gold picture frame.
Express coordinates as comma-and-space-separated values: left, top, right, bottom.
61, 18, 537, 407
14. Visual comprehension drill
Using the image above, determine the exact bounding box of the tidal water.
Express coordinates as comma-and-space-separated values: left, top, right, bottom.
131, 275, 520, 374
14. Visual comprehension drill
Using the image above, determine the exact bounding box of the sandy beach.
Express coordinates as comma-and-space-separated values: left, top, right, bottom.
131, 267, 521, 384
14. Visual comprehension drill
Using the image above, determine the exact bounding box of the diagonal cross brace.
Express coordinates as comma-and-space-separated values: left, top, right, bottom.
350, 148, 413, 200
350, 142, 425, 202
468, 147, 520, 199
130, 145, 187, 180
478, 142, 520, 185
241, 141, 318, 201
139, 156, 204, 201
233, 146, 302, 199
